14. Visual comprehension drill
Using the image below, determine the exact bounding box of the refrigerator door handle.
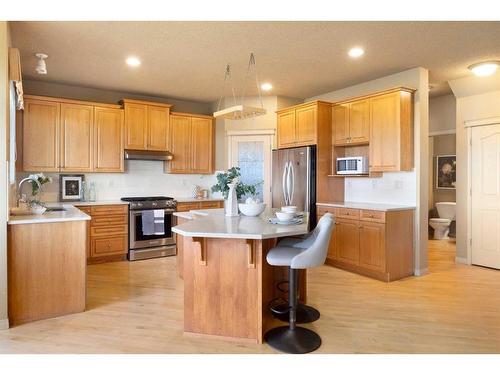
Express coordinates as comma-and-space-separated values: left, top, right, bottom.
282, 162, 289, 205
285, 161, 293, 206
289, 161, 295, 205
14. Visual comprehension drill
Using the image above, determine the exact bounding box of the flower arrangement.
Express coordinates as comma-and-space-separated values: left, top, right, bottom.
27, 173, 52, 207
211, 167, 261, 200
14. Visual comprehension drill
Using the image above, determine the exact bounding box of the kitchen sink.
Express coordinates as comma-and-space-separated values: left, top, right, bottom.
45, 207, 67, 212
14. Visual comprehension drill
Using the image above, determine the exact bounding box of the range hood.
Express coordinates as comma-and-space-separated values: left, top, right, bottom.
124, 149, 173, 161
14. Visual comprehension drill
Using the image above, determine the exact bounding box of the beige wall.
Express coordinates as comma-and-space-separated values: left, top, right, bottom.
449, 72, 500, 261
429, 94, 456, 133
0, 21, 10, 329
308, 67, 430, 275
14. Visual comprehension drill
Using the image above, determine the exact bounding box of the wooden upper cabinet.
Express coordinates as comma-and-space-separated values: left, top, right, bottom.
332, 104, 349, 145
166, 114, 192, 173
295, 104, 317, 145
369, 90, 413, 172
123, 99, 172, 151
60, 103, 94, 172
349, 99, 370, 144
147, 105, 170, 151
23, 98, 60, 172
191, 116, 214, 174
277, 110, 296, 148
124, 102, 148, 150
276, 101, 331, 149
359, 222, 386, 273
94, 107, 124, 172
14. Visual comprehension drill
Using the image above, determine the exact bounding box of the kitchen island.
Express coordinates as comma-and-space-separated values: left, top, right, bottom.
172, 208, 309, 343
8, 204, 90, 325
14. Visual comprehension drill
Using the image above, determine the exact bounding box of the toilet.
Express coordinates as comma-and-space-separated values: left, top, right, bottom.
429, 202, 456, 240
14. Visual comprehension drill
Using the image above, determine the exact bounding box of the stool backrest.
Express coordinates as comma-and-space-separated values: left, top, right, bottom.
291, 213, 335, 269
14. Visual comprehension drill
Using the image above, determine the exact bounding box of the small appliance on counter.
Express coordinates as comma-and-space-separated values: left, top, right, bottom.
336, 156, 369, 175
121, 196, 177, 261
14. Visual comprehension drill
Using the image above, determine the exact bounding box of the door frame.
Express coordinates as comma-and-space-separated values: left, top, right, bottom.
465, 116, 500, 265
226, 129, 275, 207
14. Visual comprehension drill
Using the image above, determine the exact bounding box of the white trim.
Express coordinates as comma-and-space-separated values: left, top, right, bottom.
0, 319, 9, 330
466, 126, 473, 266
414, 267, 429, 277
455, 257, 469, 265
429, 129, 456, 136
464, 116, 500, 128
226, 129, 275, 136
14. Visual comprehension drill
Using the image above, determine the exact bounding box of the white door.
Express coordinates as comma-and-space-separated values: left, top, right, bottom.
471, 124, 500, 269
227, 134, 272, 207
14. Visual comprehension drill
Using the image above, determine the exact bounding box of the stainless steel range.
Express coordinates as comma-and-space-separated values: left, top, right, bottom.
121, 196, 177, 261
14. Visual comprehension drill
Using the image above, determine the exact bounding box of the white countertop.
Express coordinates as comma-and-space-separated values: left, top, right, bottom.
317, 201, 416, 212
72, 200, 126, 206
173, 208, 309, 240
8, 203, 91, 225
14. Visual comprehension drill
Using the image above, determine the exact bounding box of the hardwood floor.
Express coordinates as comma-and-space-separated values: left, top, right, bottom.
1, 239, 500, 353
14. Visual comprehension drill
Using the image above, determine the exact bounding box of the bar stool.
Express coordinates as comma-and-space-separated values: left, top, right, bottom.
270, 214, 334, 324
264, 213, 335, 354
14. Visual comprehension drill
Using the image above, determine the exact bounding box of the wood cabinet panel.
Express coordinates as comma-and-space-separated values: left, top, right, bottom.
176, 202, 201, 212
191, 117, 214, 174
124, 102, 148, 150
359, 222, 386, 272
335, 207, 360, 220
200, 201, 223, 209
78, 206, 92, 260
94, 107, 124, 172
349, 99, 370, 144
360, 209, 386, 223
22, 99, 60, 172
90, 204, 128, 216
277, 110, 296, 148
147, 105, 170, 151
295, 105, 317, 145
90, 225, 128, 237
91, 215, 128, 227
91, 235, 128, 257
167, 115, 192, 173
332, 104, 350, 146
335, 218, 360, 265
60, 103, 94, 172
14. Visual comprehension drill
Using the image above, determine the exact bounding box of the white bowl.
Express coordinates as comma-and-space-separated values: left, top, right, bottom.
281, 206, 298, 213
276, 211, 295, 221
30, 205, 47, 215
238, 203, 266, 217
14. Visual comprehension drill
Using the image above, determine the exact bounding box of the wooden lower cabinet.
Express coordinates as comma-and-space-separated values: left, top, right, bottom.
318, 205, 414, 282
79, 204, 129, 264
176, 200, 224, 212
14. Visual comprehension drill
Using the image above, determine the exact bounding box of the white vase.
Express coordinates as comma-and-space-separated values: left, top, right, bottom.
225, 183, 239, 217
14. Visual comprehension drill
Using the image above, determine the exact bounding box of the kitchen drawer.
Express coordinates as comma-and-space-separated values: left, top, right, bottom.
176, 202, 201, 212
91, 235, 128, 257
200, 201, 222, 209
334, 208, 360, 220
90, 224, 128, 237
91, 215, 128, 227
317, 205, 336, 216
90, 204, 128, 217
360, 210, 386, 223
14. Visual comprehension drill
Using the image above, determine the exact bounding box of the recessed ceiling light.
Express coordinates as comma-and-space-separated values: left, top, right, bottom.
468, 61, 500, 77
348, 47, 365, 58
126, 56, 141, 67
261, 82, 273, 91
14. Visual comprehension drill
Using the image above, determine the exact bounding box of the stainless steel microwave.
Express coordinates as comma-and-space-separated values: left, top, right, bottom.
336, 156, 369, 175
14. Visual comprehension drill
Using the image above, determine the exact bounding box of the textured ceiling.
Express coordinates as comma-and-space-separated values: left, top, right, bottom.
10, 21, 500, 102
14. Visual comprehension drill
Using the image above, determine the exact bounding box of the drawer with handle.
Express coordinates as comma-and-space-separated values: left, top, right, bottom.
200, 201, 223, 209
176, 202, 201, 212
90, 224, 128, 237
90, 205, 128, 217
317, 205, 336, 216
91, 235, 128, 257
360, 210, 386, 223
91, 215, 128, 227
334, 208, 360, 220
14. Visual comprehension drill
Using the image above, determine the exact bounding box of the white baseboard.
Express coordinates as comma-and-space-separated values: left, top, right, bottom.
414, 267, 429, 276
455, 257, 469, 265
0, 319, 9, 330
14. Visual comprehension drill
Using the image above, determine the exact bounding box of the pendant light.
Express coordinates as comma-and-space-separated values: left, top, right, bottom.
213, 53, 267, 120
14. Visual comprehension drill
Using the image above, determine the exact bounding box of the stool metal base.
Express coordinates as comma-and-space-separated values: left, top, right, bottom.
265, 326, 321, 354
271, 303, 320, 323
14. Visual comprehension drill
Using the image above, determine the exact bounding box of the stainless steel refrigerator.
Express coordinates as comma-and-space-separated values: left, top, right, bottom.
271, 146, 316, 228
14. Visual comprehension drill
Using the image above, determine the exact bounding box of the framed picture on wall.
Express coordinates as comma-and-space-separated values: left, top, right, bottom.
60, 174, 84, 201
436, 155, 456, 189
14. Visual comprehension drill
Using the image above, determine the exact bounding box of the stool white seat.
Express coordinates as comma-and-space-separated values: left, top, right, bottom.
264, 213, 335, 354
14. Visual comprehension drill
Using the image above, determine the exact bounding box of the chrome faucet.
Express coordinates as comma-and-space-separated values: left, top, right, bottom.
17, 177, 41, 207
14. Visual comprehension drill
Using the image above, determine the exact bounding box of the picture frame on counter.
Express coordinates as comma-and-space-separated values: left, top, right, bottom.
60, 174, 85, 201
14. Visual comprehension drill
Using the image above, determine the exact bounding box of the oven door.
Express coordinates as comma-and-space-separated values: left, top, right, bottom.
129, 209, 176, 250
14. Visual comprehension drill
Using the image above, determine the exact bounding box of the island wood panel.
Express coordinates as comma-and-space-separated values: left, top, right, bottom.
60, 103, 94, 172
22, 98, 60, 172
182, 236, 306, 343
94, 106, 124, 172
175, 216, 188, 279
7, 220, 87, 326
